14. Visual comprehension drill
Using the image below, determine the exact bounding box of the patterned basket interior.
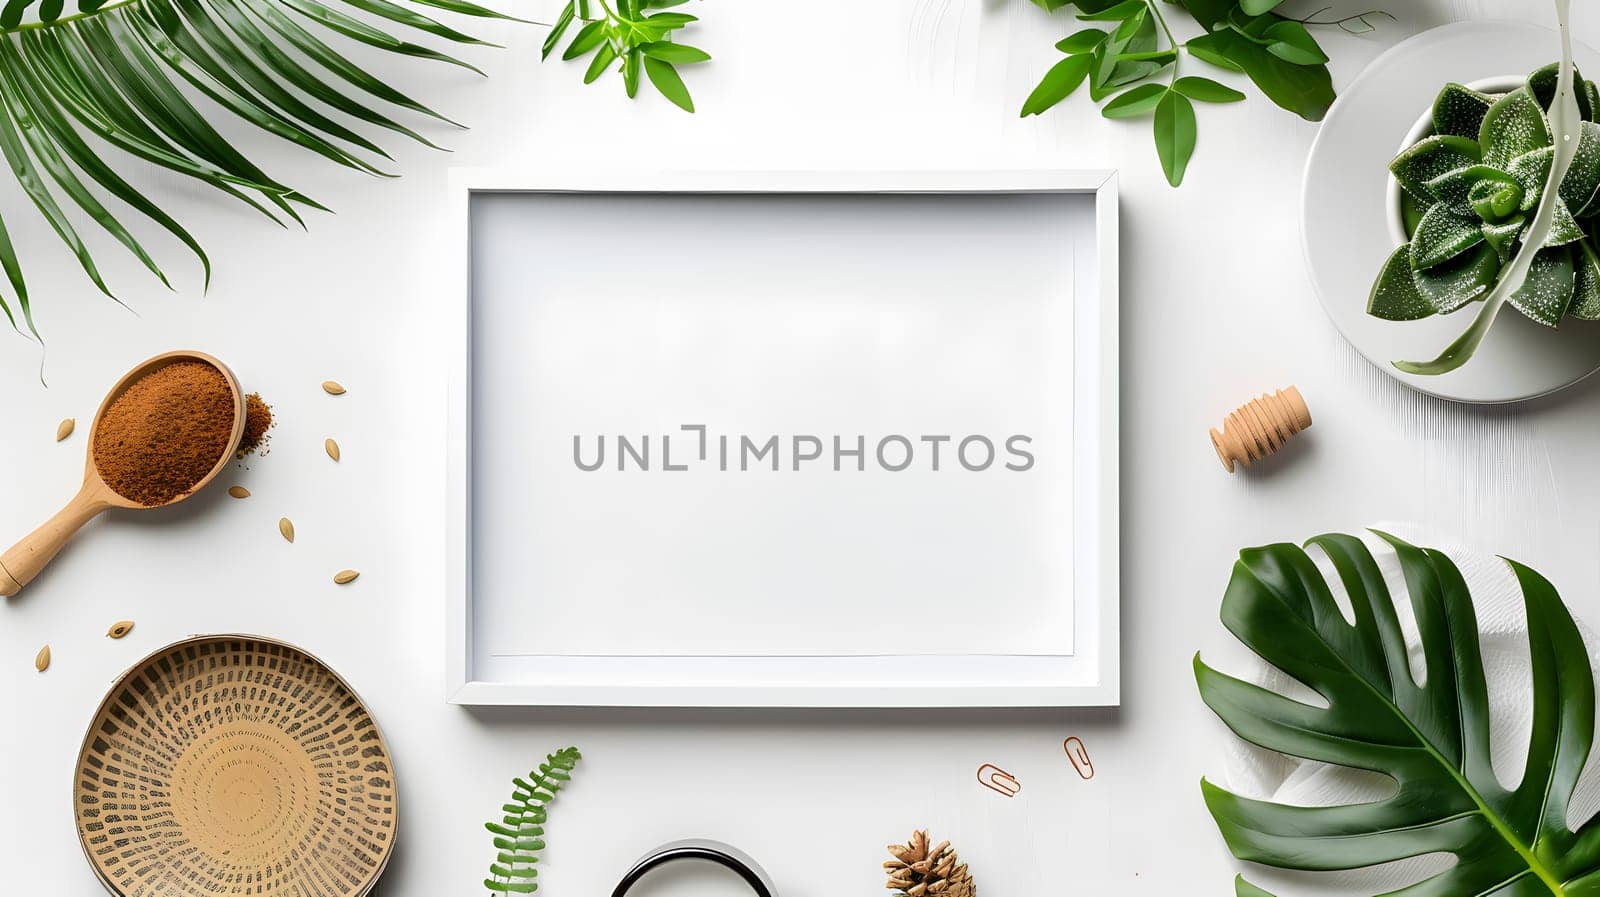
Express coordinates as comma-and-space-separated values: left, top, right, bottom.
74, 636, 397, 897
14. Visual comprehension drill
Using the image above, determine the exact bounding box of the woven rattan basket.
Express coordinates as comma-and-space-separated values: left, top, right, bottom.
74, 635, 398, 897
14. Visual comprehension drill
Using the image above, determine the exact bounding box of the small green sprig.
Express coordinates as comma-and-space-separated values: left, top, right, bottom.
484, 746, 582, 895
1022, 0, 1385, 186
542, 0, 709, 111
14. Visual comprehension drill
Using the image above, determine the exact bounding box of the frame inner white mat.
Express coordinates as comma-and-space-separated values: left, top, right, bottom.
468, 191, 1090, 658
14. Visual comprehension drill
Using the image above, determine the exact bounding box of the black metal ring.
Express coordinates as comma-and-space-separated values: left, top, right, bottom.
610, 839, 777, 897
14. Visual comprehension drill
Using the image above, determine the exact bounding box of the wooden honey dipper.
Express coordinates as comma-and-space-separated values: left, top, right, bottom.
1211, 386, 1311, 473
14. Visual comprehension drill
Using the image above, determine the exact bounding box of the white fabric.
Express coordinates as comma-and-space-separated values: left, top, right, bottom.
1219, 526, 1600, 895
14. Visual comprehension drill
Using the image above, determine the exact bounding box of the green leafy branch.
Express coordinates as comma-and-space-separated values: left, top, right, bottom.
541, 0, 707, 111
0, 0, 515, 347
1021, 0, 1364, 186
484, 746, 582, 894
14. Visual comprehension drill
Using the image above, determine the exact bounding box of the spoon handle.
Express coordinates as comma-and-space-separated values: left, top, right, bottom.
0, 484, 112, 597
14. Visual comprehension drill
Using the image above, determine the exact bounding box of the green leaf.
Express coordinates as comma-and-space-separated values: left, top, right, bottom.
1103, 57, 1164, 89
643, 55, 692, 111
542, 2, 574, 59
1570, 237, 1600, 319
583, 42, 616, 83
1480, 88, 1551, 169
1509, 244, 1576, 326
1238, 0, 1284, 12
639, 41, 708, 64
0, 0, 28, 30
1431, 82, 1495, 139
1543, 196, 1586, 248
1389, 134, 1482, 201
1410, 203, 1486, 269
1101, 82, 1166, 118
1153, 89, 1196, 187
1076, 0, 1142, 21
1413, 242, 1499, 314
1262, 21, 1328, 66
1367, 245, 1437, 321
1185, 35, 1244, 73
562, 20, 606, 60
1528, 61, 1596, 121
1055, 28, 1106, 54
1198, 533, 1600, 897
1173, 75, 1244, 103
1561, 121, 1600, 216
1115, 48, 1176, 65
1020, 53, 1091, 116
622, 48, 640, 96
1186, 28, 1332, 120
1114, 6, 1153, 50
641, 11, 695, 27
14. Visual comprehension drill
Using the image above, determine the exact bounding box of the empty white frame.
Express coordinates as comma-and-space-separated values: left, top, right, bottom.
447, 170, 1118, 707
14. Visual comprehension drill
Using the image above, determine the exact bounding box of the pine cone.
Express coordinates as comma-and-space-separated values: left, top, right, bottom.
884, 830, 974, 897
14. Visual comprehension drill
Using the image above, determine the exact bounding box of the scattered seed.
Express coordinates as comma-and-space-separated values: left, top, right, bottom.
325, 438, 340, 462
107, 621, 134, 639
279, 517, 295, 543
322, 380, 346, 396
34, 645, 50, 671
227, 486, 251, 499
333, 569, 360, 585
56, 418, 74, 442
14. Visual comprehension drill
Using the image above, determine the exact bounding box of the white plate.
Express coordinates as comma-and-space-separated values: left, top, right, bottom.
1303, 20, 1600, 403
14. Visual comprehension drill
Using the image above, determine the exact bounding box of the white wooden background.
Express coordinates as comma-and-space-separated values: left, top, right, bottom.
0, 1, 1591, 895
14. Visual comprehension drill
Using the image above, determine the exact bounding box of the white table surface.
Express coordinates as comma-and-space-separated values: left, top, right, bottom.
1, 1, 1594, 895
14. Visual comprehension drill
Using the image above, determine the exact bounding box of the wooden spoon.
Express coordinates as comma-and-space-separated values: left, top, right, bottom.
0, 351, 245, 597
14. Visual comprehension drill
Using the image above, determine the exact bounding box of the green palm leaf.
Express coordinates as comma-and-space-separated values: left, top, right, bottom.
0, 0, 517, 343
1197, 532, 1600, 897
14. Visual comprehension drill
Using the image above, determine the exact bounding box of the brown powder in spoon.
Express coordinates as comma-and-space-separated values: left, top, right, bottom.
93, 362, 236, 507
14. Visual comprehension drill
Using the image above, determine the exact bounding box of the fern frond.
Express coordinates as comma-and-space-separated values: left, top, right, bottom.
484, 746, 580, 897
0, 0, 513, 346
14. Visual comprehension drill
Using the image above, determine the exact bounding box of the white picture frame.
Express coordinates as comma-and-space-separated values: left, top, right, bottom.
446, 169, 1119, 708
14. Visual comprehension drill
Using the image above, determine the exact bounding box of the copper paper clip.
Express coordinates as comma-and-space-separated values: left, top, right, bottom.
976, 764, 1020, 797
1063, 737, 1094, 780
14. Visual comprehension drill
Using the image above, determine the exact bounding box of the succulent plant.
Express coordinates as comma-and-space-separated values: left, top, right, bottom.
1369, 64, 1600, 328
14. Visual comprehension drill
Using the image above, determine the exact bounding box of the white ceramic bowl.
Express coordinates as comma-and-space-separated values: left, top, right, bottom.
1384, 75, 1522, 248
1302, 21, 1600, 404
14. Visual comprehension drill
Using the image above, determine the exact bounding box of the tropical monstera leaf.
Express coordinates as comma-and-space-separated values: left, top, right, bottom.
0, 0, 513, 342
1197, 532, 1600, 897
